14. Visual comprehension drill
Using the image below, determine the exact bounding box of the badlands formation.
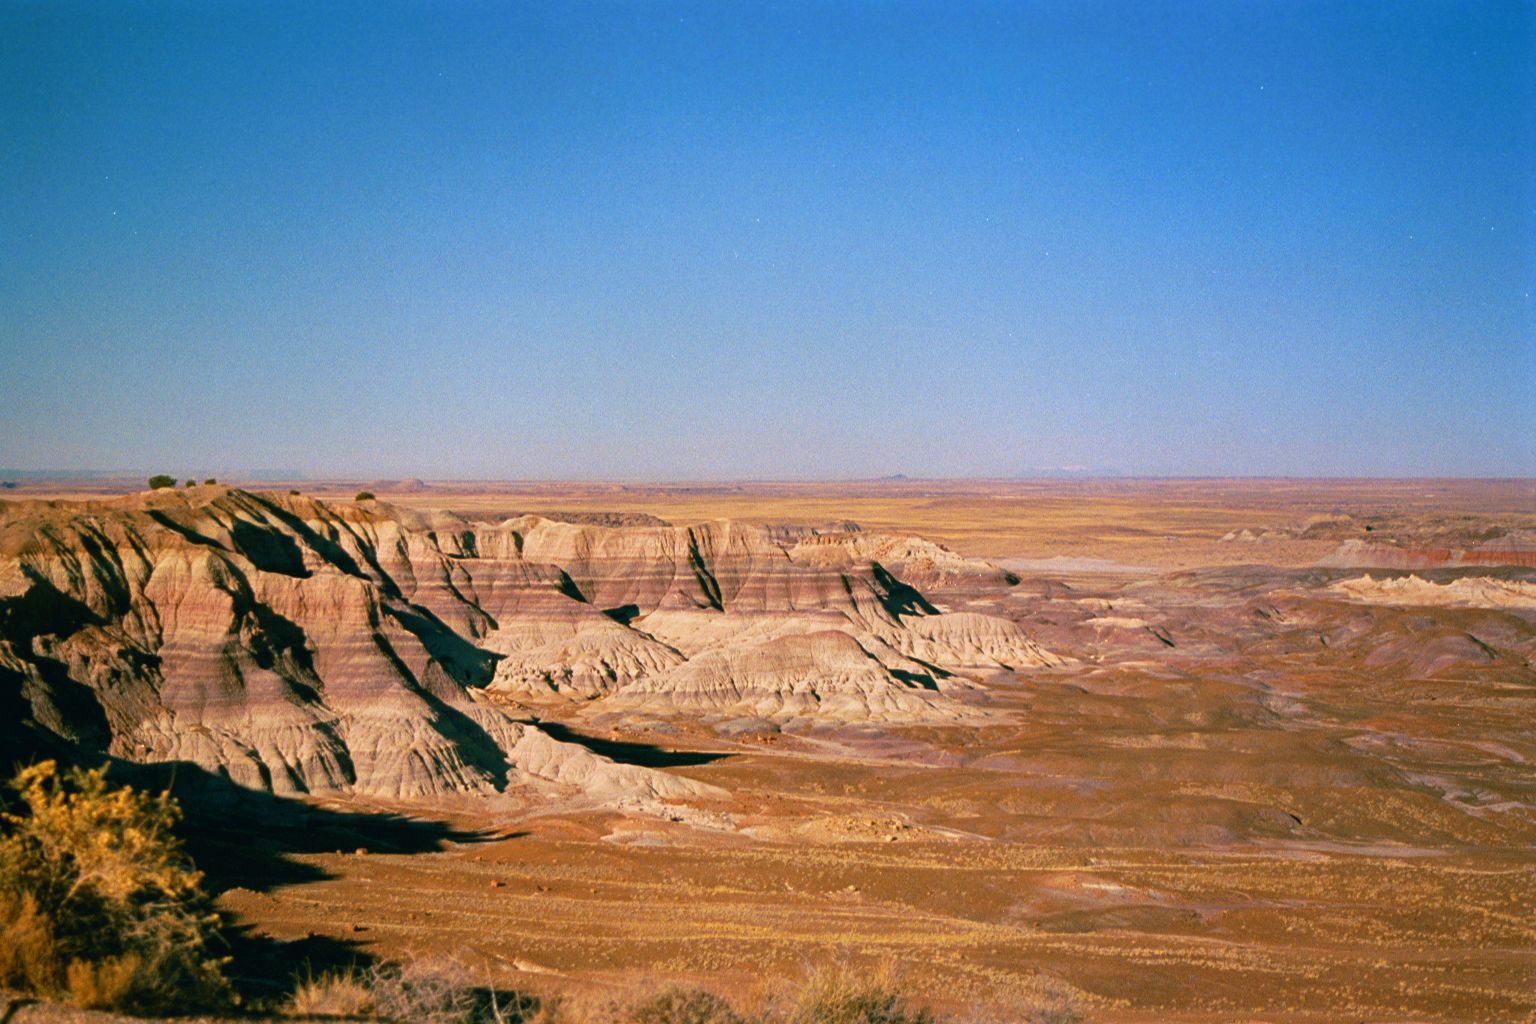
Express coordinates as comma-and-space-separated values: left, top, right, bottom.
0, 486, 1050, 805
2, 478, 1533, 1022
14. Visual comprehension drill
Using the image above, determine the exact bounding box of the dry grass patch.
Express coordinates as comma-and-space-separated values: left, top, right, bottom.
287, 966, 378, 1017
785, 963, 936, 1024
629, 986, 745, 1024
283, 957, 541, 1023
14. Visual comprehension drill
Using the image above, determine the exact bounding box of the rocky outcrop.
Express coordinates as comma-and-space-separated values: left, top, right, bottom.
1318, 531, 1536, 570
786, 529, 1022, 589
486, 517, 1055, 719
611, 630, 952, 721
0, 488, 1058, 799
1321, 574, 1536, 610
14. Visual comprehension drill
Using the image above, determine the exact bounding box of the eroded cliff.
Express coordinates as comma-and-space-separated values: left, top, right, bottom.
0, 487, 1055, 801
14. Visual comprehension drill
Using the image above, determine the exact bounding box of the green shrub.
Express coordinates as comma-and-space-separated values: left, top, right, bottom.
146, 475, 175, 490
0, 761, 231, 1013
203, 478, 217, 485
356, 490, 377, 502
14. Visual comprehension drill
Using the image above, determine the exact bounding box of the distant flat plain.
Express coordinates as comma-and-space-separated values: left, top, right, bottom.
22, 476, 1529, 565
411, 477, 1535, 566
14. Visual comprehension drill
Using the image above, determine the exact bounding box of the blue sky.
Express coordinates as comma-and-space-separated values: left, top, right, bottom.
2, 1, 1532, 478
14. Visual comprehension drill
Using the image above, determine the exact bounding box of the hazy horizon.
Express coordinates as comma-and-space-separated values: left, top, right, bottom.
4, 2, 1533, 478
5, 468, 1536, 488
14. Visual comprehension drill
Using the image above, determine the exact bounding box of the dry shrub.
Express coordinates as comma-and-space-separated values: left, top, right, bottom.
0, 891, 60, 993
788, 962, 936, 1024
961, 983, 1085, 1024
0, 760, 230, 1013
275, 964, 965, 1024
64, 953, 144, 1010
285, 956, 513, 1023
1024, 993, 1083, 1024
548, 970, 941, 1024
541, 990, 625, 1024
287, 966, 377, 1017
534, 986, 740, 1024
630, 986, 744, 1024
369, 957, 484, 1024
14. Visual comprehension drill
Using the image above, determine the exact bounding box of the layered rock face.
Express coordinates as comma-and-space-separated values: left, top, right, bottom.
1322, 574, 1536, 610
0, 488, 1055, 799
487, 517, 1059, 706
1318, 531, 1536, 570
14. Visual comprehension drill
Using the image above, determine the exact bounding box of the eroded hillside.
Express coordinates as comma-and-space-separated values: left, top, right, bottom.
0, 487, 1049, 805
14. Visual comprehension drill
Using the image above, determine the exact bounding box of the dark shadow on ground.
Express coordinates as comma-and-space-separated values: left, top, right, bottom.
220, 926, 377, 1006
101, 760, 507, 894
536, 721, 732, 769
222, 926, 554, 1020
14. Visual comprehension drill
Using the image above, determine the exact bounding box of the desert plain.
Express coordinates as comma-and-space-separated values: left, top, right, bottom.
2, 477, 1533, 1022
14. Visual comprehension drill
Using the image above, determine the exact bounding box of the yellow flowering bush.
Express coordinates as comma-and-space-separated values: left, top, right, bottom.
0, 761, 231, 1012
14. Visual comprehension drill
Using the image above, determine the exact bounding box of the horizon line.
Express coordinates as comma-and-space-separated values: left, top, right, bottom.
4, 472, 1534, 486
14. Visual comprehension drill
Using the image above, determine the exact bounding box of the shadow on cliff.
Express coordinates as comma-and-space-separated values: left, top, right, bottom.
534, 721, 732, 769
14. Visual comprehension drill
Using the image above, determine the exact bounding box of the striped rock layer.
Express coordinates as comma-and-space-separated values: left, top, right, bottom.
0, 487, 1058, 800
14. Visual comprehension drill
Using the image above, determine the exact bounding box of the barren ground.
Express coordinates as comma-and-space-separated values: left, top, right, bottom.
11, 478, 1535, 1021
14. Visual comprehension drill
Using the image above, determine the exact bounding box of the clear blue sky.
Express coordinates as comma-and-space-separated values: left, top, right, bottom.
3, 1, 1532, 478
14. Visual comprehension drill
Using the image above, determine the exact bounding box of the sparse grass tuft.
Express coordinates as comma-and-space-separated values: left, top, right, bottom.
287, 966, 377, 1017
